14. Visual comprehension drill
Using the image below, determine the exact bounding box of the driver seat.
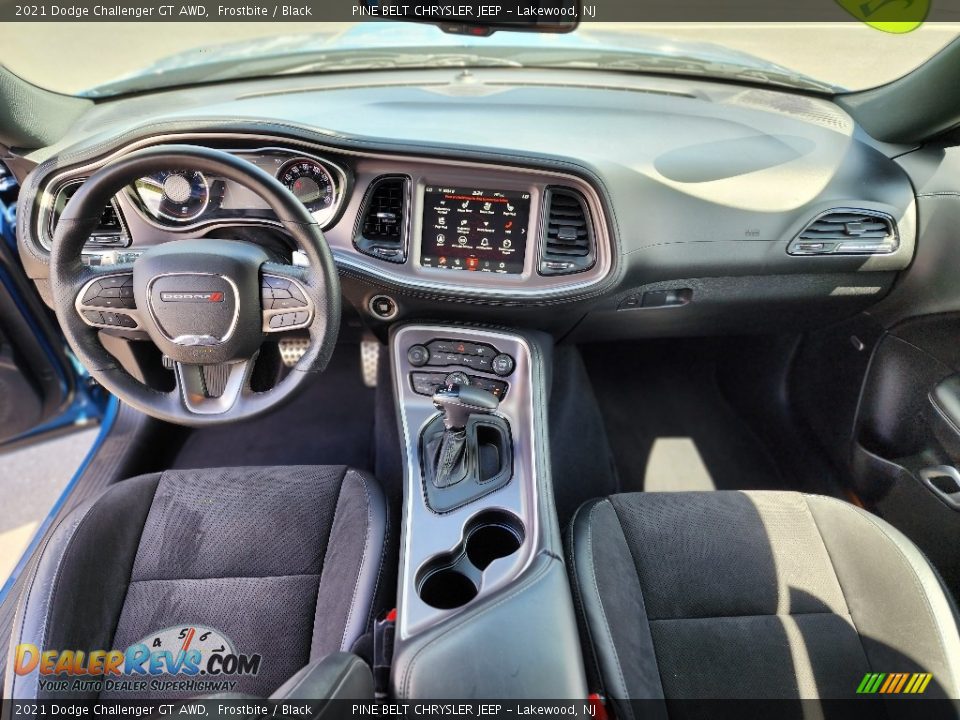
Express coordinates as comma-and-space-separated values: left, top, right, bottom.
5, 466, 390, 700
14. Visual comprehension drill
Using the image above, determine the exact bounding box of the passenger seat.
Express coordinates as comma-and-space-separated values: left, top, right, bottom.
566, 491, 960, 706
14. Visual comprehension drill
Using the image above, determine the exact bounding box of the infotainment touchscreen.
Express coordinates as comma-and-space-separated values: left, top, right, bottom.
420, 186, 531, 274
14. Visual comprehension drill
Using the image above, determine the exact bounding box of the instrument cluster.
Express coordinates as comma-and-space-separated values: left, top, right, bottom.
43, 148, 347, 250
124, 150, 346, 229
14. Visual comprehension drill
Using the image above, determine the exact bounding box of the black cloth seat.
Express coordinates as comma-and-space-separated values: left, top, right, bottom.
6, 466, 390, 700
567, 491, 960, 707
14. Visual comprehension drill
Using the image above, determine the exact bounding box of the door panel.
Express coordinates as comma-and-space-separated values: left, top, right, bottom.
846, 314, 960, 595
0, 161, 78, 446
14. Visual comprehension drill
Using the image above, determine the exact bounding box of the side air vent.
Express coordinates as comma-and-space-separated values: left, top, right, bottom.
354, 176, 409, 263
48, 181, 129, 248
788, 209, 898, 256
539, 187, 595, 276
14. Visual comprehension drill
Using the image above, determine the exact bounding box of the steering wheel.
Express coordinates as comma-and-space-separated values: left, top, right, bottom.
49, 145, 341, 426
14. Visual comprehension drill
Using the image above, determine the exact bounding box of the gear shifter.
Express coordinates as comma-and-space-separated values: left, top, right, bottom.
428, 384, 500, 488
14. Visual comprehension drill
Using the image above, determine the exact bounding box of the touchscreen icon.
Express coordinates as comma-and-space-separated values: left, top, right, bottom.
505, 221, 513, 229
507, 204, 515, 212
438, 217, 446, 226
483, 202, 492, 211
503, 239, 512, 249
461, 201, 469, 209
436, 234, 446, 245
458, 236, 468, 245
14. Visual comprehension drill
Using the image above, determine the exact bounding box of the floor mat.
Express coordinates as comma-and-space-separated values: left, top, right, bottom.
173, 345, 375, 471
581, 340, 803, 495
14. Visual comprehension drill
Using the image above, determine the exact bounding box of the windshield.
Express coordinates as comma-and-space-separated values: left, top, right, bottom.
1, 22, 958, 96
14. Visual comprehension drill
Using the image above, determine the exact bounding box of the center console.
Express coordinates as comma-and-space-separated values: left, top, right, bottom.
389, 324, 587, 698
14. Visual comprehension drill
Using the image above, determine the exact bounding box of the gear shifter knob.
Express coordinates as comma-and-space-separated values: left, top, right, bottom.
432, 384, 500, 430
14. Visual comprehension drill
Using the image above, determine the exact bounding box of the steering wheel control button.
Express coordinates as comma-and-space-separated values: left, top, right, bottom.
101, 312, 136, 328
81, 273, 136, 309
274, 297, 305, 309
287, 284, 307, 303
82, 284, 102, 303
262, 277, 312, 332
266, 310, 312, 330
407, 344, 430, 367
492, 353, 516, 376
369, 294, 399, 320
261, 275, 310, 311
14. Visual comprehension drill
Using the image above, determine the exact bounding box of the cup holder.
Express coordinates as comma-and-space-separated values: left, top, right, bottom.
418, 566, 479, 610
416, 510, 526, 610
465, 513, 524, 570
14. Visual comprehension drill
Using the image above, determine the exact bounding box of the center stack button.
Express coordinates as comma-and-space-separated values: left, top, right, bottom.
445, 371, 470, 387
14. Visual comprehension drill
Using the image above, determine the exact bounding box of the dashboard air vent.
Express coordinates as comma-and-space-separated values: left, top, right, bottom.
354, 176, 408, 263
49, 181, 129, 248
539, 188, 595, 275
788, 209, 898, 256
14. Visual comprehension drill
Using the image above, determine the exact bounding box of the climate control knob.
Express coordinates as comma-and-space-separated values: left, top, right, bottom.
407, 344, 430, 367
492, 353, 515, 377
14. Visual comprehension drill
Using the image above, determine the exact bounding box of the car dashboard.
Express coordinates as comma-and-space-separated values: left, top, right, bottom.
15, 66, 919, 340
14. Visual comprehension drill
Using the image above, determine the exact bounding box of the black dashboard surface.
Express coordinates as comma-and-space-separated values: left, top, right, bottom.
16, 67, 920, 338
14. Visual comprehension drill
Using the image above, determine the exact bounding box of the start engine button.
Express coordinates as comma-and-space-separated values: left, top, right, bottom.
369, 294, 399, 320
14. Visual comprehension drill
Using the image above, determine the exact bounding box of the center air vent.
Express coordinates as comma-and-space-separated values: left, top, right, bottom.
539, 188, 595, 276
788, 209, 898, 256
354, 176, 409, 263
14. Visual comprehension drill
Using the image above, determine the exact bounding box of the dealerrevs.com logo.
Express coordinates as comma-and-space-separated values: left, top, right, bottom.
14, 625, 261, 695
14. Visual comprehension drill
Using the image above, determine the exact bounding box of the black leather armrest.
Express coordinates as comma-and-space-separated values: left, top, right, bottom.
270, 652, 374, 703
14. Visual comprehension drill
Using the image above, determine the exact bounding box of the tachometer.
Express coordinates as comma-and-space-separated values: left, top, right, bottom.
277, 158, 335, 214
133, 170, 211, 223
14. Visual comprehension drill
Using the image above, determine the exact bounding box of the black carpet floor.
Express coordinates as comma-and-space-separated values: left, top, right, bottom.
173, 344, 376, 472
579, 340, 832, 499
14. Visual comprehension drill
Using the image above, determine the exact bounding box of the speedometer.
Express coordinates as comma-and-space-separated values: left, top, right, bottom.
277, 158, 335, 214
132, 170, 212, 223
